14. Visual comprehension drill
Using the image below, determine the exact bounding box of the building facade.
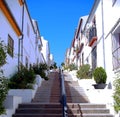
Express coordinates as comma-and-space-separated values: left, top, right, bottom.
41, 36, 51, 66
0, 0, 51, 78
65, 0, 120, 88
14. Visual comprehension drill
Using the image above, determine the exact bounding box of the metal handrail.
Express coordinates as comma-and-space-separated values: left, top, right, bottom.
59, 69, 68, 117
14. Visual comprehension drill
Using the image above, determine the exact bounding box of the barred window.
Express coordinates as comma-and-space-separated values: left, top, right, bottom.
27, 23, 30, 37
8, 35, 14, 57
112, 32, 120, 70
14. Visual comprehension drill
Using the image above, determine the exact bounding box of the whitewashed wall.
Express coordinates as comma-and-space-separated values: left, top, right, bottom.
5, 0, 22, 29
103, 0, 120, 83
0, 9, 19, 78
22, 4, 36, 67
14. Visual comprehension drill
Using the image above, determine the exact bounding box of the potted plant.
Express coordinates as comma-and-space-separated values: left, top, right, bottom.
92, 67, 107, 89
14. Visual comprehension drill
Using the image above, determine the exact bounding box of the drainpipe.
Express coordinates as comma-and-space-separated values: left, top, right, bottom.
21, 0, 24, 64
18, 35, 22, 72
101, 0, 106, 69
18, 0, 24, 71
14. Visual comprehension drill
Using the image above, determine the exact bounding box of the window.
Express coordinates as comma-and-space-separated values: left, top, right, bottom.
27, 23, 30, 37
112, 32, 120, 70
92, 46, 97, 70
8, 35, 14, 57
25, 56, 28, 68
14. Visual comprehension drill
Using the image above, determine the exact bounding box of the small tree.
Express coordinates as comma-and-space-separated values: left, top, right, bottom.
61, 62, 65, 67
0, 39, 8, 115
53, 62, 57, 69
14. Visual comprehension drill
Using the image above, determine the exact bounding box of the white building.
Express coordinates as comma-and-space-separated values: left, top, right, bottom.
32, 19, 45, 64
66, 0, 120, 89
83, 0, 120, 87
41, 36, 50, 66
0, 0, 22, 77
64, 1, 120, 115
50, 54, 54, 66
0, 0, 48, 78
65, 16, 88, 69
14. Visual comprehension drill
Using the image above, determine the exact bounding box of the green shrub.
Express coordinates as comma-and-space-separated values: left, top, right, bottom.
8, 67, 36, 89
93, 67, 107, 84
68, 64, 78, 71
0, 75, 8, 114
0, 40, 7, 67
33, 63, 49, 80
113, 73, 120, 113
64, 66, 69, 70
77, 64, 92, 79
0, 39, 8, 115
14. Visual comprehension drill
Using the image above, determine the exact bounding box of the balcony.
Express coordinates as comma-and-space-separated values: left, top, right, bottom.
88, 27, 97, 47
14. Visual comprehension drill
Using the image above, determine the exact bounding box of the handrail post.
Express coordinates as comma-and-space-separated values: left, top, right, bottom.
59, 69, 68, 117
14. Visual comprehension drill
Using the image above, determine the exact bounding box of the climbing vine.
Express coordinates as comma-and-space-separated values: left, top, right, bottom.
113, 73, 120, 113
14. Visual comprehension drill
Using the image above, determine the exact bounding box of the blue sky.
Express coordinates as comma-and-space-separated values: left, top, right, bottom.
26, 0, 94, 66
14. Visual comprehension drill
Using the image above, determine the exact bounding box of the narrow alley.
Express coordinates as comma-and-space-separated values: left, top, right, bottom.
12, 71, 114, 117
0, 0, 120, 117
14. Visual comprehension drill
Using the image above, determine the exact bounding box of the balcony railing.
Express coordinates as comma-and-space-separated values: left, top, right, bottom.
89, 27, 97, 46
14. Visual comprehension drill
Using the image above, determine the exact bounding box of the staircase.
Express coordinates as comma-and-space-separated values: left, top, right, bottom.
50, 72, 61, 103
12, 71, 114, 117
64, 72, 114, 117
32, 72, 55, 103
13, 71, 62, 117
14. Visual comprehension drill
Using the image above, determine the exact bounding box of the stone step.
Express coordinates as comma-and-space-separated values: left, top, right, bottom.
67, 108, 110, 114
67, 103, 106, 108
82, 113, 114, 117
13, 103, 63, 117
13, 114, 63, 117
18, 103, 62, 108
13, 114, 83, 117
15, 109, 90, 116
81, 108, 110, 114
32, 98, 50, 102
34, 92, 51, 95
16, 108, 63, 114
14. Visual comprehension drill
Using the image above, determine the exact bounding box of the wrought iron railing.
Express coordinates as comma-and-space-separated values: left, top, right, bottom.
89, 26, 97, 43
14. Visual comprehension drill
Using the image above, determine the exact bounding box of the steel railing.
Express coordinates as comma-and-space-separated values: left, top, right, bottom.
59, 69, 68, 117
